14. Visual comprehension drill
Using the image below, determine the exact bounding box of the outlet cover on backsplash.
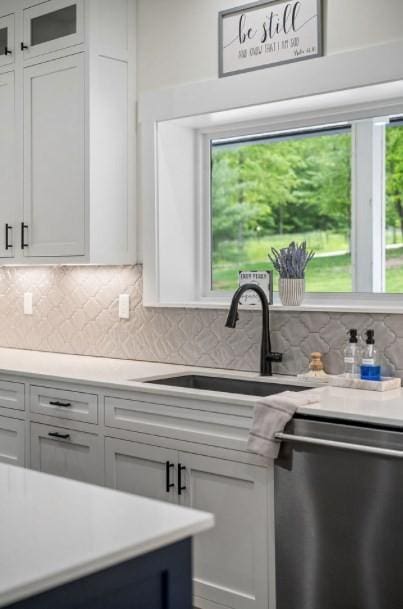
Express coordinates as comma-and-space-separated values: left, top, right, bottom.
24, 292, 33, 316
0, 265, 402, 378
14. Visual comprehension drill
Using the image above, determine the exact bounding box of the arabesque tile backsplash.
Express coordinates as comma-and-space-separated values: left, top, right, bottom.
1, 264, 403, 378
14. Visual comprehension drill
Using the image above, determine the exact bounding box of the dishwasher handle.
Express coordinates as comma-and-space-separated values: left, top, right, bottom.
275, 432, 403, 459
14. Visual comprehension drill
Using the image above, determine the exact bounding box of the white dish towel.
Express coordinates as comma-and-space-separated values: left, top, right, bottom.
247, 390, 321, 460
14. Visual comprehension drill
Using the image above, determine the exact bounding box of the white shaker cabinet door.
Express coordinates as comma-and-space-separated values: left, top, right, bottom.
23, 53, 85, 258
0, 416, 25, 466
105, 437, 178, 505
30, 422, 102, 485
0, 70, 17, 258
179, 452, 271, 609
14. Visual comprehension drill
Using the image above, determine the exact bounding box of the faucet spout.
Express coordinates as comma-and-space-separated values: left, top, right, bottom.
225, 298, 239, 329
225, 284, 282, 376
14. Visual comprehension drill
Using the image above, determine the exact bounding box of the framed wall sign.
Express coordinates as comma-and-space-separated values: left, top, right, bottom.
219, 0, 323, 78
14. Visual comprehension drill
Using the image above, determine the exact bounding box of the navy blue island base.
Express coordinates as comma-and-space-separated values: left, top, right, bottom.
7, 538, 192, 609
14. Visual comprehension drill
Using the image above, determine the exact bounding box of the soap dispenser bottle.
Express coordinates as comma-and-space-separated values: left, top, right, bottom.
343, 329, 361, 378
360, 330, 381, 381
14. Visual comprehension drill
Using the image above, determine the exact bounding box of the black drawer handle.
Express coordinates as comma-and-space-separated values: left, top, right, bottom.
49, 401, 72, 408
178, 464, 186, 495
5, 224, 12, 250
4, 46, 12, 55
21, 222, 28, 249
48, 432, 70, 440
165, 461, 175, 493
20, 42, 28, 51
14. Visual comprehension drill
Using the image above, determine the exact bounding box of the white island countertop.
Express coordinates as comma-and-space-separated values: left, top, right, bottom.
0, 347, 402, 428
0, 463, 213, 607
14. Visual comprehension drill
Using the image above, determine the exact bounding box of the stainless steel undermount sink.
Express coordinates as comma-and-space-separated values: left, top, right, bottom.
143, 375, 313, 397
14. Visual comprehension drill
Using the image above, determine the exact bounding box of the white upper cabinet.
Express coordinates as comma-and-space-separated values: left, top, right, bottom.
0, 0, 136, 265
0, 13, 14, 67
0, 70, 17, 258
22, 0, 84, 60
23, 53, 85, 257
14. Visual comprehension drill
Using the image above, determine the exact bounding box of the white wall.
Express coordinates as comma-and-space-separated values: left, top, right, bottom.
136, 0, 403, 94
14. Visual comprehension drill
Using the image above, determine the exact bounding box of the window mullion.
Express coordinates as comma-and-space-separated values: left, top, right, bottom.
352, 119, 386, 293
200, 134, 214, 297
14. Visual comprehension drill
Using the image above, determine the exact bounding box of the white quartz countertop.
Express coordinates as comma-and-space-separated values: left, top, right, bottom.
0, 463, 213, 607
0, 347, 402, 428
0, 347, 189, 388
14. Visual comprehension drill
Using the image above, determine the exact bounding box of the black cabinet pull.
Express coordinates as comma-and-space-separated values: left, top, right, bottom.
178, 464, 186, 495
20, 42, 28, 51
21, 223, 28, 249
165, 461, 175, 493
4, 46, 11, 55
48, 432, 70, 440
5, 224, 12, 250
49, 401, 72, 408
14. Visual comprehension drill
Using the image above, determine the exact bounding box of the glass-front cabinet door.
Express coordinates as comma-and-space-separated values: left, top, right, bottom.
22, 0, 84, 60
0, 14, 14, 68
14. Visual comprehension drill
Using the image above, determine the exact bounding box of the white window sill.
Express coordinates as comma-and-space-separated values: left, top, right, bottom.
146, 299, 403, 315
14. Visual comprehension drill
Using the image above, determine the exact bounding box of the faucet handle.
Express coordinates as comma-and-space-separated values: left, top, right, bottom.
267, 352, 283, 363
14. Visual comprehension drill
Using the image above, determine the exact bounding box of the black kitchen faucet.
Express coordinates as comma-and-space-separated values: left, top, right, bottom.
225, 283, 283, 376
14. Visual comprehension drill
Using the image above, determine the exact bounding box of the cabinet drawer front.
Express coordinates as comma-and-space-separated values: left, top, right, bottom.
0, 416, 25, 466
30, 422, 102, 485
104, 397, 249, 441
0, 381, 25, 411
30, 386, 98, 423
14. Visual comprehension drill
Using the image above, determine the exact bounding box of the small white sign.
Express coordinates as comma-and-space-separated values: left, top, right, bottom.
219, 0, 322, 77
239, 271, 273, 306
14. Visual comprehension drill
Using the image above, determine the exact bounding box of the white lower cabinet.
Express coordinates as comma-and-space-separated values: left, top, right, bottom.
104, 436, 270, 609
0, 374, 273, 609
180, 452, 270, 609
0, 380, 25, 411
30, 422, 102, 485
105, 437, 177, 504
0, 416, 25, 466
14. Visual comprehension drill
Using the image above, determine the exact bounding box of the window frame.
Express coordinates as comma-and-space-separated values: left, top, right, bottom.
199, 114, 399, 305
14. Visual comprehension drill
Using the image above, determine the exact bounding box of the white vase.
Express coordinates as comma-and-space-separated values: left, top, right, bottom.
279, 278, 305, 306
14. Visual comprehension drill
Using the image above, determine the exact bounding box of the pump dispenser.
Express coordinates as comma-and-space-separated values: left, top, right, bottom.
343, 329, 361, 378
360, 330, 381, 381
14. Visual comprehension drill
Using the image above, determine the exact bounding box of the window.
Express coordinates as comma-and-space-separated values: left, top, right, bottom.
211, 127, 352, 293
386, 119, 403, 293
141, 67, 403, 309
208, 116, 403, 296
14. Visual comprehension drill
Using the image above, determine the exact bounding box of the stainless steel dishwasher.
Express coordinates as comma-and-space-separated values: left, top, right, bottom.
274, 415, 403, 609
